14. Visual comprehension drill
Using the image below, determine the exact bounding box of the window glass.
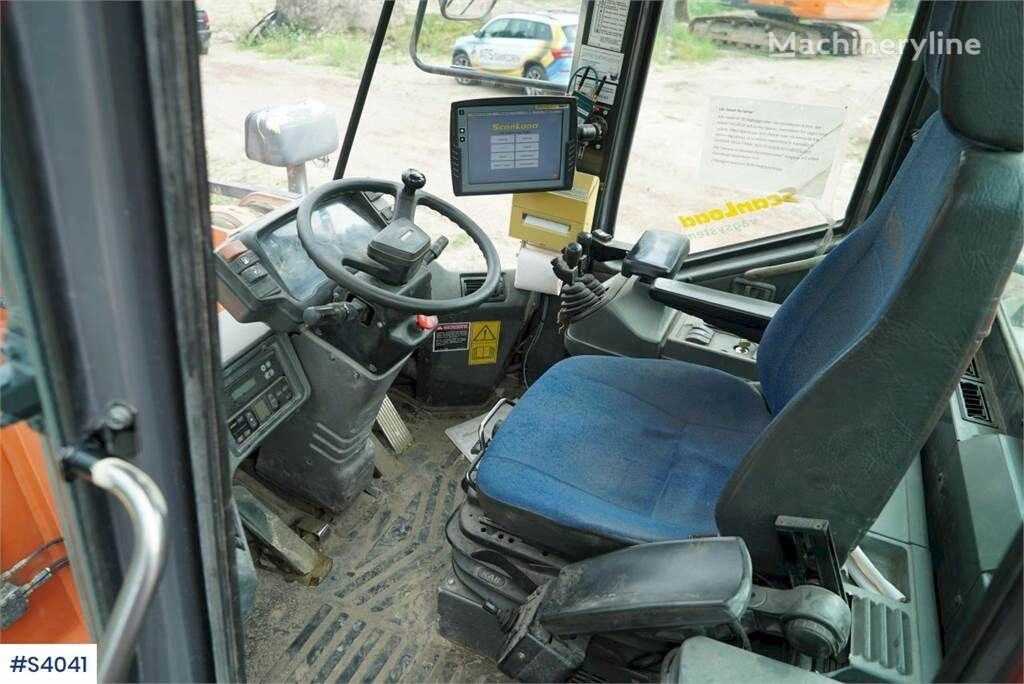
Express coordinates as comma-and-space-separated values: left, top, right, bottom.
506, 19, 531, 40
562, 24, 577, 42
203, 2, 576, 270
614, 0, 923, 254
532, 22, 553, 41
483, 18, 509, 38
1000, 250, 1024, 358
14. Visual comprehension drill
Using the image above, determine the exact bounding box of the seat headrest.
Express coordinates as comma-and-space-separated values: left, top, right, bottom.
927, 1, 1023, 151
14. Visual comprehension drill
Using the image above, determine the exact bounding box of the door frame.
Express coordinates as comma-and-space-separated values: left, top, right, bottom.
1, 2, 242, 680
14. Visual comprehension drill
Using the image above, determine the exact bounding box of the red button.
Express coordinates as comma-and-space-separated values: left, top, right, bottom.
416, 314, 438, 331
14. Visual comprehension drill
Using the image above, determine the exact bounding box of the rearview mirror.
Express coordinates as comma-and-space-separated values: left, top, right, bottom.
439, 0, 496, 21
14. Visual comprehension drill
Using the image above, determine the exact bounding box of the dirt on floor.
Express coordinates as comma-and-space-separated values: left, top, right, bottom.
199, 26, 901, 266
243, 398, 507, 683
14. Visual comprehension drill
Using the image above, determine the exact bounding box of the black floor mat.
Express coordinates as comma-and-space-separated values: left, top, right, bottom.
244, 402, 506, 683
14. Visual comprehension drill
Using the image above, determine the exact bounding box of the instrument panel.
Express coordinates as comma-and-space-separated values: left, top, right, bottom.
215, 192, 385, 331
223, 332, 310, 466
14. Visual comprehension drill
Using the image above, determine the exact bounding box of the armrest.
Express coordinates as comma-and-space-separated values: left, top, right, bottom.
650, 279, 780, 341
622, 230, 691, 282
538, 537, 752, 636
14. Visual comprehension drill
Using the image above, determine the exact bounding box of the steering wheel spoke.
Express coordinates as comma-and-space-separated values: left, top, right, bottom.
296, 170, 500, 315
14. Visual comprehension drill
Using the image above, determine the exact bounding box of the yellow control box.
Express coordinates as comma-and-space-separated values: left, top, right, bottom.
508, 171, 600, 251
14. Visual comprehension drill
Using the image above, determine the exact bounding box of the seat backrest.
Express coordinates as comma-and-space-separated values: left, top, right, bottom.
715, 0, 1023, 577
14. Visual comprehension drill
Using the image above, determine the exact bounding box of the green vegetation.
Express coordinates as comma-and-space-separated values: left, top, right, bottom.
241, 0, 914, 73
865, 11, 916, 42
387, 14, 472, 61
686, 0, 731, 19
655, 23, 719, 63
240, 24, 369, 76
241, 14, 475, 74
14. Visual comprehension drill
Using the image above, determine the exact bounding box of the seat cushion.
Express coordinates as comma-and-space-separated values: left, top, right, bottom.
476, 355, 772, 553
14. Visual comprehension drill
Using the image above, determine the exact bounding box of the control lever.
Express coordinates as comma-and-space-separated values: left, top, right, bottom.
551, 242, 583, 287
551, 235, 607, 330
564, 242, 583, 271
394, 168, 425, 222
302, 299, 366, 327
422, 236, 449, 265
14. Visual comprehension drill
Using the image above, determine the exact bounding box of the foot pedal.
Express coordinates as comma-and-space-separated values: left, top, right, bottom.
376, 395, 413, 454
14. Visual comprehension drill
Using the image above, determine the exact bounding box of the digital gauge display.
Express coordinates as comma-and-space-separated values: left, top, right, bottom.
230, 376, 258, 403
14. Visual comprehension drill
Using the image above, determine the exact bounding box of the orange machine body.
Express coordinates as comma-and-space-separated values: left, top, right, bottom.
0, 423, 90, 643
744, 0, 892, 22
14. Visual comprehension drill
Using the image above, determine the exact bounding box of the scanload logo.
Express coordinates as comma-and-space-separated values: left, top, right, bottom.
769, 30, 981, 58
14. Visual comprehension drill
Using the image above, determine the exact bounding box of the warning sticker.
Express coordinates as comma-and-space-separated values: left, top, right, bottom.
432, 322, 470, 352
468, 321, 501, 366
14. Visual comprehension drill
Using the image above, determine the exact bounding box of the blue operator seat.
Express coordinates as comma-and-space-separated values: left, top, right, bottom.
473, 0, 1023, 572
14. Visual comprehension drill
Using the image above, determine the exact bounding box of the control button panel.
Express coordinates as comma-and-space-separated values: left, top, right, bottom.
230, 251, 260, 273
219, 245, 281, 301
222, 334, 308, 464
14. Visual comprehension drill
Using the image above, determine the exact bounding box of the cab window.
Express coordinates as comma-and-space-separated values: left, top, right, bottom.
614, 0, 924, 253
1001, 251, 1024, 356
531, 21, 553, 41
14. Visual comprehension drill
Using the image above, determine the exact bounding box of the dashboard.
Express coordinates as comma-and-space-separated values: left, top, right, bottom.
215, 192, 386, 331
215, 191, 388, 464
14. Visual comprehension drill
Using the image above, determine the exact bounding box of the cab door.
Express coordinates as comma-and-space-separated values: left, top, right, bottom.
1, 2, 241, 680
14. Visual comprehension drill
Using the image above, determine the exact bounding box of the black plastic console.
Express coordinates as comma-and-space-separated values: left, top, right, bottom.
650, 279, 780, 341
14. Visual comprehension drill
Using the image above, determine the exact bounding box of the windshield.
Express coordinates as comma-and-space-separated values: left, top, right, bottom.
204, 1, 920, 265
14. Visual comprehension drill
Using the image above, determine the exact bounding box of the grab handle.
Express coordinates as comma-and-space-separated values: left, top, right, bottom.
64, 451, 168, 683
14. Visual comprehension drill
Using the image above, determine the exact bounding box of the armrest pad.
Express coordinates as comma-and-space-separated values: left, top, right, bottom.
650, 279, 779, 341
538, 538, 752, 635
622, 230, 691, 282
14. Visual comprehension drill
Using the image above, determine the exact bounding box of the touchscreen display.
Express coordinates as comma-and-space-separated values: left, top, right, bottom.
451, 97, 576, 196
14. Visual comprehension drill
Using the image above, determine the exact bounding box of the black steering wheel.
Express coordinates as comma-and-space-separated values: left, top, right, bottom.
296, 169, 501, 314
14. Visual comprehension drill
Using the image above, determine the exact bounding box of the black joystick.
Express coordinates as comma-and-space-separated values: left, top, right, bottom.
393, 169, 426, 222
564, 242, 583, 271
401, 168, 427, 192
552, 236, 607, 331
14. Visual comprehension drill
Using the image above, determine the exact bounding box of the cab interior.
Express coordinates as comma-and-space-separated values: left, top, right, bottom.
0, 1, 1022, 682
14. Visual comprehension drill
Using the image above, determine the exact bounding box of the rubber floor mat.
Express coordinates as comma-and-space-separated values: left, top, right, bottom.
244, 401, 507, 683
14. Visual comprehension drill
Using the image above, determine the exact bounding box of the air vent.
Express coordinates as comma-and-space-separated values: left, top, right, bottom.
849, 592, 913, 675
958, 379, 994, 426
460, 273, 505, 302
963, 357, 980, 380
568, 669, 608, 683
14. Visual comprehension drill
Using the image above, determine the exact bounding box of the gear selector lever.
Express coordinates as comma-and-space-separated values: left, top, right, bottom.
551, 234, 607, 330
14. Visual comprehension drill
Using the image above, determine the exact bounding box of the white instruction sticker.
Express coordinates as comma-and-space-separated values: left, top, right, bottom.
699, 96, 848, 200
576, 45, 623, 106
587, 0, 630, 51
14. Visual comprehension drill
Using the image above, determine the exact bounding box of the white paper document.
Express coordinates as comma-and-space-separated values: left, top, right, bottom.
699, 96, 848, 200
587, 0, 630, 51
